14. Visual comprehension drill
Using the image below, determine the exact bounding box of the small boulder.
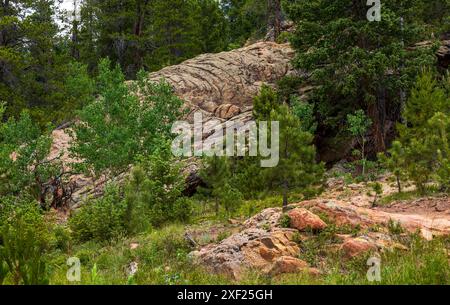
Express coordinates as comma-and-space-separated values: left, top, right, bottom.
288, 208, 327, 232
267, 256, 320, 276
341, 237, 377, 258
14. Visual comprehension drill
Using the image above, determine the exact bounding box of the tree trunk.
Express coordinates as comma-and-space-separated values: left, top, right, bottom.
215, 197, 219, 216
267, 0, 282, 41
71, 0, 80, 60
282, 180, 288, 211
396, 175, 402, 193
368, 97, 387, 154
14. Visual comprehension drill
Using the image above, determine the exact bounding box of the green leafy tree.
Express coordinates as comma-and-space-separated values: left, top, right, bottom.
347, 110, 372, 177
253, 85, 279, 120
221, 0, 269, 45
78, 0, 229, 76
70, 59, 184, 178
265, 105, 324, 210
291, 96, 318, 134
0, 0, 92, 125
69, 185, 126, 243
0, 104, 64, 206
199, 155, 233, 216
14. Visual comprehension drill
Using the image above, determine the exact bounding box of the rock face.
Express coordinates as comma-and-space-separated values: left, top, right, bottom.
50, 42, 295, 205
147, 41, 295, 117
288, 208, 327, 232
268, 256, 320, 277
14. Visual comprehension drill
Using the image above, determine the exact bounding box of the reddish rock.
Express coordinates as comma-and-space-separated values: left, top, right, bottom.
268, 256, 320, 276
288, 208, 327, 232
341, 237, 377, 258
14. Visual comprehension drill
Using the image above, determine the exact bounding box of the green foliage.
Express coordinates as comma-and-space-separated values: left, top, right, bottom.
252, 85, 279, 120
378, 141, 407, 193
265, 105, 325, 208
276, 75, 304, 103
0, 105, 61, 202
124, 149, 192, 232
279, 214, 291, 228
388, 220, 405, 235
0, 0, 93, 125
291, 96, 318, 133
69, 185, 127, 243
391, 71, 450, 193
78, 0, 229, 76
369, 182, 383, 207
199, 156, 243, 216
284, 0, 438, 153
221, 0, 268, 45
70, 59, 184, 177
347, 110, 372, 177
0, 200, 51, 285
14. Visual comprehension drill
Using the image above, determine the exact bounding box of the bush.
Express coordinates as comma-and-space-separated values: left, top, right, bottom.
69, 185, 126, 243
124, 150, 192, 233
0, 200, 51, 285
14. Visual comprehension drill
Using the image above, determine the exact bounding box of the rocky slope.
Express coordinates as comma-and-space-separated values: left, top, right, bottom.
189, 178, 450, 280
50, 41, 295, 205
49, 38, 450, 206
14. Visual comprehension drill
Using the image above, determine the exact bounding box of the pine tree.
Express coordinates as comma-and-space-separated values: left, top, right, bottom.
0, 0, 92, 125
199, 155, 233, 216
388, 71, 450, 193
253, 85, 279, 120
265, 105, 324, 210
283, 0, 438, 154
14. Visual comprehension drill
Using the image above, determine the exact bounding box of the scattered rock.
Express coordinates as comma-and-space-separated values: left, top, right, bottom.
268, 256, 320, 277
341, 237, 377, 258
190, 228, 301, 280
243, 208, 282, 230
288, 208, 327, 232
130, 243, 140, 250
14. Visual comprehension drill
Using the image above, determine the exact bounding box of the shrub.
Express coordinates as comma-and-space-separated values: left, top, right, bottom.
279, 214, 291, 228
0, 200, 51, 285
69, 185, 126, 243
124, 150, 192, 233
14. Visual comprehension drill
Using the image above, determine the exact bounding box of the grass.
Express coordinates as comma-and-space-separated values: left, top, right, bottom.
44, 220, 449, 285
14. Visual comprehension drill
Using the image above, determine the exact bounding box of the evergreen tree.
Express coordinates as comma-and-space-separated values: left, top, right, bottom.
265, 105, 324, 210
0, 0, 92, 125
221, 0, 268, 45
253, 85, 279, 120
199, 155, 235, 216
283, 0, 438, 153
384, 71, 450, 193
